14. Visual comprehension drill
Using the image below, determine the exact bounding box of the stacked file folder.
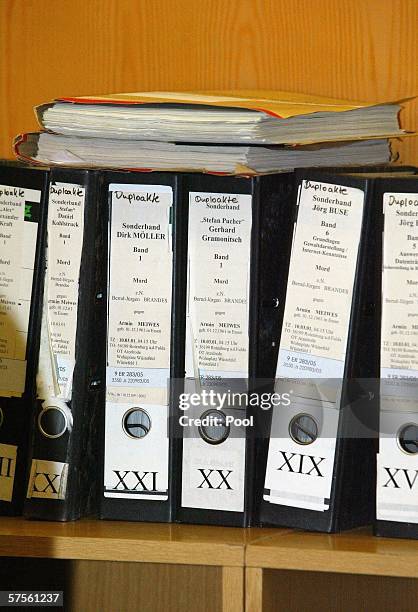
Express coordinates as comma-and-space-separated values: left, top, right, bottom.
14, 90, 407, 174
0, 89, 417, 540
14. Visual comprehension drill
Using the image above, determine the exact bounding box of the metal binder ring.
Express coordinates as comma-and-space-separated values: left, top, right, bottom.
198, 409, 230, 445
397, 422, 418, 455
0, 407, 3, 429
122, 407, 152, 439
289, 413, 318, 445
38, 402, 72, 439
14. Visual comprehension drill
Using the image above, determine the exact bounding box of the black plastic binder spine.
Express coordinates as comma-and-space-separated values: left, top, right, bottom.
100, 171, 186, 522
24, 168, 106, 521
259, 169, 383, 532
177, 172, 295, 527
374, 174, 418, 540
0, 165, 49, 516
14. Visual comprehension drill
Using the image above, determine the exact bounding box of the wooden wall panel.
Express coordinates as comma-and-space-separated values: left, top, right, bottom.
0, 0, 416, 162
262, 569, 418, 612
67, 560, 222, 612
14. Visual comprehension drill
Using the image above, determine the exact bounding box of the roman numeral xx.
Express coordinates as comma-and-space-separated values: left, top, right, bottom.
197, 469, 233, 490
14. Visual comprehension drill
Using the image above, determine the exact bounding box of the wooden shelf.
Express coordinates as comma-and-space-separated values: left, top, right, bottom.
246, 527, 418, 578
2, 519, 418, 611
2, 518, 418, 578
0, 517, 281, 567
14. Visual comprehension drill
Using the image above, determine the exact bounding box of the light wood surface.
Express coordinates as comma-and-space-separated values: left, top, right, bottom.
245, 567, 263, 612
2, 520, 418, 610
222, 567, 244, 612
68, 561, 223, 612
246, 527, 418, 578
0, 0, 416, 163
0, 517, 251, 565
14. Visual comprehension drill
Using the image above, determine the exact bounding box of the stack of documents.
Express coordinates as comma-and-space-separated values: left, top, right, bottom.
14, 90, 407, 174
15, 133, 392, 174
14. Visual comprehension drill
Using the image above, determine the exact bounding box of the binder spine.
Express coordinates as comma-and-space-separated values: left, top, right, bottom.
170, 174, 187, 521
0, 167, 49, 516
252, 174, 295, 525
101, 172, 182, 522
178, 175, 253, 527
24, 170, 105, 521
331, 178, 381, 531
177, 173, 295, 527
375, 177, 418, 539
71, 172, 106, 519
260, 171, 380, 532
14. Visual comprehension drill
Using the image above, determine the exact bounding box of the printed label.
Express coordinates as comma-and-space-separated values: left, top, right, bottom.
276, 180, 365, 378
265, 180, 365, 511
381, 192, 418, 379
0, 185, 41, 396
46, 182, 85, 400
104, 403, 169, 500
182, 191, 251, 513
26, 459, 68, 500
181, 407, 246, 512
378, 191, 418, 524
185, 192, 252, 380
0, 443, 17, 502
106, 184, 173, 405
105, 184, 173, 501
377, 410, 418, 523
264, 398, 339, 511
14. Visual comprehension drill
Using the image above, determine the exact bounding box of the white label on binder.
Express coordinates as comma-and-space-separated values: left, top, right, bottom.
381, 191, 418, 378
106, 184, 173, 405
377, 191, 418, 523
181, 435, 245, 512
105, 184, 173, 501
0, 443, 17, 502
185, 192, 252, 380
264, 399, 339, 511
377, 411, 418, 523
276, 181, 365, 378
0, 185, 41, 396
104, 403, 169, 501
46, 182, 85, 400
265, 180, 365, 510
26, 459, 68, 500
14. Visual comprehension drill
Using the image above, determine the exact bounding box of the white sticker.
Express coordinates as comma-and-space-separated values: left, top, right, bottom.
0, 185, 41, 396
377, 410, 418, 523
264, 399, 339, 511
106, 184, 172, 404
276, 181, 365, 378
104, 403, 169, 500
265, 180, 365, 511
105, 184, 173, 501
181, 191, 252, 513
378, 191, 418, 524
26, 459, 68, 500
46, 182, 85, 400
181, 432, 245, 512
185, 192, 252, 380
381, 192, 418, 379
0, 443, 17, 502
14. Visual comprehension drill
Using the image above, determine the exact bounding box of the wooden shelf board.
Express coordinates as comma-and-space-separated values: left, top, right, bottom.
246, 527, 418, 578
0, 518, 282, 567
2, 519, 418, 578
